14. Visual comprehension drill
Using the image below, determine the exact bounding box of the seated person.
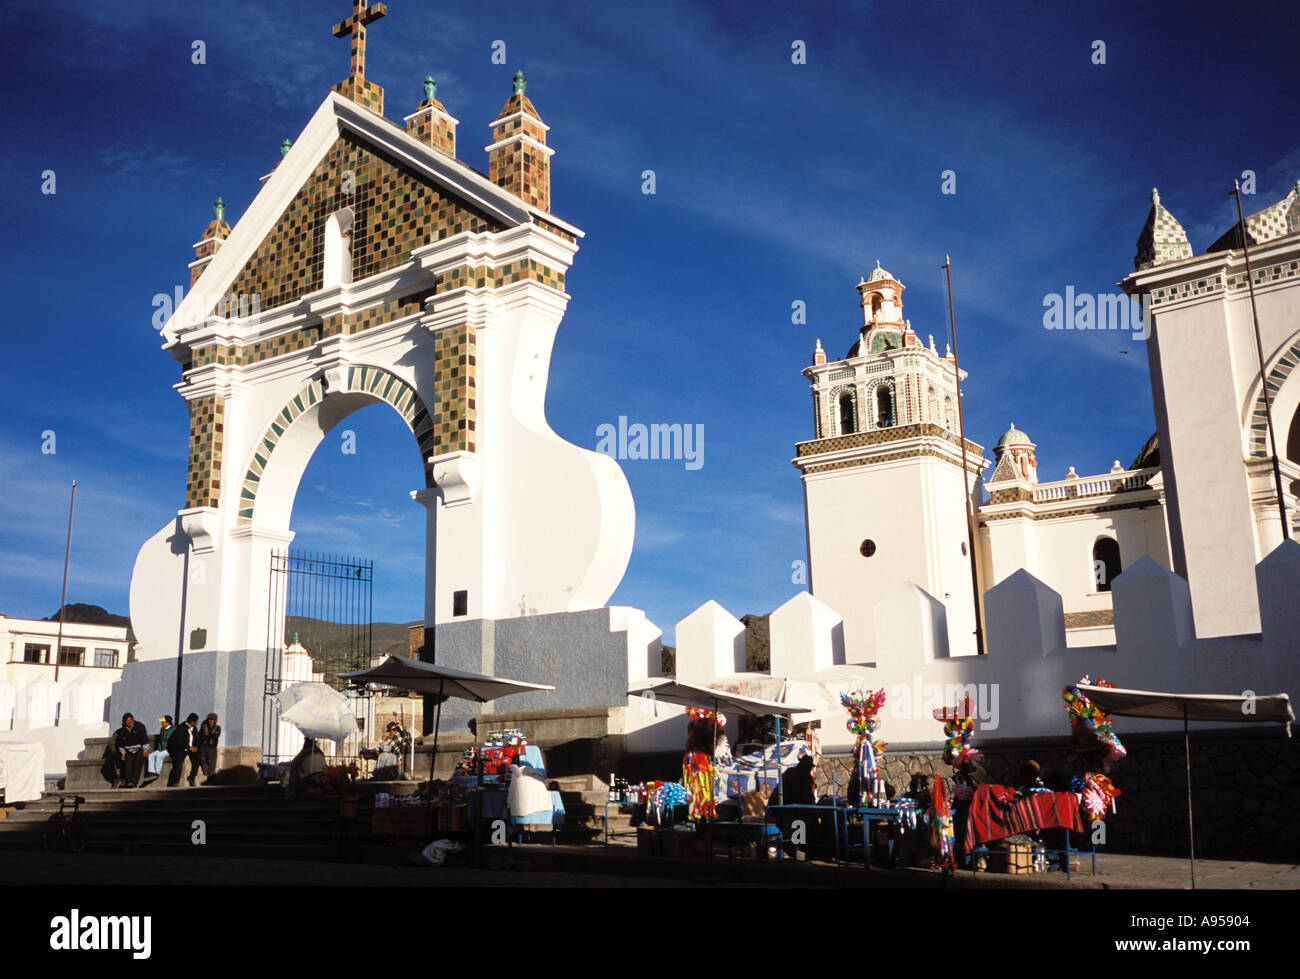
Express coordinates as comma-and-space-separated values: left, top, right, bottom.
1016, 759, 1046, 795
285, 738, 327, 796
372, 722, 410, 780
145, 715, 175, 781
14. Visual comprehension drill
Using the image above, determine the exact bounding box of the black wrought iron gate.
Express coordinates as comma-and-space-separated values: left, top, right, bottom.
262, 550, 374, 764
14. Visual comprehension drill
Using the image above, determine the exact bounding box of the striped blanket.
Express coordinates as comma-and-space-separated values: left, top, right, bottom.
963, 785, 1084, 849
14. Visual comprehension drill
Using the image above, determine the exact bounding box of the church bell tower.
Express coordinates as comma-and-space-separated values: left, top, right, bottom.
793, 265, 987, 666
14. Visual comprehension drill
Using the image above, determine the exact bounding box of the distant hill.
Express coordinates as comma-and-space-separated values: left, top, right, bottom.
46, 604, 136, 643
285, 615, 419, 661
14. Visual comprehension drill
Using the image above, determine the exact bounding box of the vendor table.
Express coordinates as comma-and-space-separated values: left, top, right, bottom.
604, 800, 642, 852
371, 804, 468, 839
962, 785, 1085, 851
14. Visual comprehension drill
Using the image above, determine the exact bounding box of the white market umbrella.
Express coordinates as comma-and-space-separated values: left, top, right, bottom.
340, 657, 555, 778
274, 681, 359, 743
1077, 684, 1292, 889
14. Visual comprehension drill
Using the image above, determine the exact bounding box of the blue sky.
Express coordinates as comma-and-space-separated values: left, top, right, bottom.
2, 0, 1295, 643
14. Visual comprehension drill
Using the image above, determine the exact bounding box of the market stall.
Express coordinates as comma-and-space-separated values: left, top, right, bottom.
1076, 683, 1293, 889
341, 658, 557, 857
627, 679, 811, 859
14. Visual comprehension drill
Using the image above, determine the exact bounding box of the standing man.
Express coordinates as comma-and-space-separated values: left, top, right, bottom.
168, 713, 201, 787
112, 713, 150, 789
196, 713, 221, 783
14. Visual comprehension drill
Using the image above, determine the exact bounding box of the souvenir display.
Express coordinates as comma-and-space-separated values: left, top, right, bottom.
1063, 677, 1126, 768
682, 708, 725, 820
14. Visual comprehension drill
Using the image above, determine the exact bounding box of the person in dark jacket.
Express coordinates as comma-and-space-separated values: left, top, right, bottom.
195, 713, 221, 782
145, 715, 175, 782
111, 713, 151, 788
168, 713, 201, 787
768, 754, 816, 809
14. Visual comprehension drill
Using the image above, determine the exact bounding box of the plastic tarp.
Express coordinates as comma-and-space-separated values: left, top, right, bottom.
507, 765, 563, 827
0, 742, 45, 802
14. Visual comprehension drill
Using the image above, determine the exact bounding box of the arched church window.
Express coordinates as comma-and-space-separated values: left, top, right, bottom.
944, 396, 955, 432
927, 386, 938, 423
876, 385, 895, 428
839, 392, 856, 435
1092, 537, 1121, 592
323, 207, 355, 288
871, 294, 882, 317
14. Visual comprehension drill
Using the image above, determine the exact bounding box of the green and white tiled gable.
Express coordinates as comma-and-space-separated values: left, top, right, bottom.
222, 130, 505, 316
1134, 188, 1194, 271
1209, 181, 1300, 252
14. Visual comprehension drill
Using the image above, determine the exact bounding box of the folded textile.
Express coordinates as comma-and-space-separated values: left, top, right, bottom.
963, 784, 1085, 850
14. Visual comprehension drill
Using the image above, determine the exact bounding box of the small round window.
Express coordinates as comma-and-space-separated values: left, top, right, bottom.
859, 539, 877, 557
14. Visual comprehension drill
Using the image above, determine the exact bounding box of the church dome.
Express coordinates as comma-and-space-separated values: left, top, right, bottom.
865, 260, 895, 283
994, 423, 1034, 454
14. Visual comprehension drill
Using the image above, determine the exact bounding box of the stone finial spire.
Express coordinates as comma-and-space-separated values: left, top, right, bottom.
1134, 186, 1193, 271
486, 69, 553, 211
331, 0, 388, 115
813, 338, 826, 366
405, 74, 458, 157
191, 196, 231, 286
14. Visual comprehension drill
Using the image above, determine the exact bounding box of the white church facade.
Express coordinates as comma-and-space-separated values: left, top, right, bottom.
666, 182, 1300, 754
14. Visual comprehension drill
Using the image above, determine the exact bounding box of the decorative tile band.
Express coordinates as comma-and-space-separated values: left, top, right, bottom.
430, 324, 477, 457
1249, 336, 1300, 457
531, 216, 576, 244
1150, 256, 1300, 308
801, 444, 982, 476
796, 421, 982, 459
1064, 609, 1115, 628
185, 396, 225, 509
980, 499, 1157, 523
190, 291, 431, 370
235, 367, 441, 524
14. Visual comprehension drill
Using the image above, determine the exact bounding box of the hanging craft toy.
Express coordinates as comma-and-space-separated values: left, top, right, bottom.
933, 696, 981, 768
1062, 676, 1126, 768
682, 708, 726, 820
930, 774, 955, 868
840, 689, 888, 777
1071, 772, 1121, 821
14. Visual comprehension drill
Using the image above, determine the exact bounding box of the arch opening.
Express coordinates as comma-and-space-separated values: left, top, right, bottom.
1092, 536, 1122, 593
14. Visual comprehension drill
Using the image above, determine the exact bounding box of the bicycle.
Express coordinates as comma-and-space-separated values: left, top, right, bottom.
42, 795, 88, 854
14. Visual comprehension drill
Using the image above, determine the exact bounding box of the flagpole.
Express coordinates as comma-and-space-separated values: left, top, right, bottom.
1231, 182, 1290, 540
942, 257, 985, 655
53, 481, 77, 684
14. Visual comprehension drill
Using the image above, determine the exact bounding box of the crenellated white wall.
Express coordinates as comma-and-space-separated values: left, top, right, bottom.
654, 539, 1300, 755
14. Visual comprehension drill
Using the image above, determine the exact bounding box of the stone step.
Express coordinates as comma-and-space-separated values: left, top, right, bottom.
548, 774, 605, 793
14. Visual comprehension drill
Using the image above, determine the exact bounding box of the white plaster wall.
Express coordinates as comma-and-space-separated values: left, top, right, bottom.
674, 601, 745, 684
804, 453, 977, 668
